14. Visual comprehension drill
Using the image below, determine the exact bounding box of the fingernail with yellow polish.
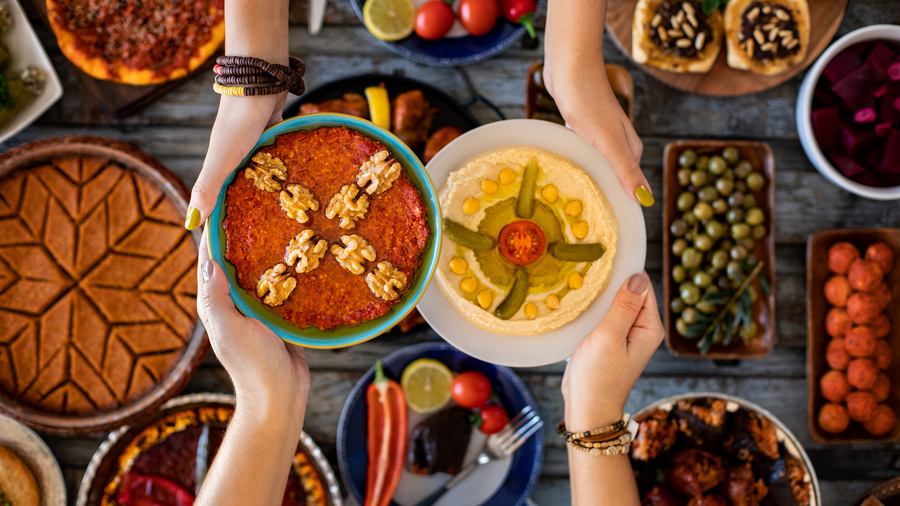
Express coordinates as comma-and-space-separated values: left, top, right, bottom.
184, 206, 201, 230
635, 186, 655, 207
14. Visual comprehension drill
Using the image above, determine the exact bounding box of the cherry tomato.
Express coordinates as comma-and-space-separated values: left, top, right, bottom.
415, 0, 455, 40
450, 371, 492, 408
458, 0, 499, 37
478, 404, 509, 435
498, 220, 546, 265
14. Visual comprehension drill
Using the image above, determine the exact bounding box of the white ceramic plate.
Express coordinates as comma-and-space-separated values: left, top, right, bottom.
0, 413, 66, 506
417, 119, 647, 367
0, 0, 63, 145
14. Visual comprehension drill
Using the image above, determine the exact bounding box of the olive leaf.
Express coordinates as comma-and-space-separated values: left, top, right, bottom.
760, 273, 771, 297
682, 322, 709, 339
701, 0, 730, 15
697, 261, 764, 355
702, 290, 734, 305
723, 312, 737, 346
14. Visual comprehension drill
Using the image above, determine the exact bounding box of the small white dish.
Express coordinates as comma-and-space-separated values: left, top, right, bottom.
0, 0, 63, 145
796, 24, 900, 201
418, 119, 647, 368
0, 413, 66, 506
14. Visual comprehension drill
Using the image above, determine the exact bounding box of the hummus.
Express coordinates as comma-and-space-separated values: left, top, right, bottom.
435, 146, 618, 336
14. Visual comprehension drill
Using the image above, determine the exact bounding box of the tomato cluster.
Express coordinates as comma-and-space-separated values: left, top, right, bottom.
414, 0, 536, 40
450, 371, 510, 434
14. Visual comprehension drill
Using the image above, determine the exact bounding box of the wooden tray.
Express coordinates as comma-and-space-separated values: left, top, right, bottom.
807, 228, 900, 444
29, 0, 222, 116
605, 0, 849, 96
662, 140, 776, 359
524, 62, 634, 122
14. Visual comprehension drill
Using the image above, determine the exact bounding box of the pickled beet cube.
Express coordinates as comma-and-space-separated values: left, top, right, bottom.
828, 152, 868, 178
889, 62, 900, 81
854, 107, 877, 123
865, 43, 897, 71
852, 170, 889, 188
840, 118, 875, 155
875, 122, 892, 138
875, 84, 888, 98
812, 107, 841, 147
880, 82, 900, 125
832, 65, 877, 110
823, 50, 862, 84
879, 130, 900, 173
814, 89, 839, 107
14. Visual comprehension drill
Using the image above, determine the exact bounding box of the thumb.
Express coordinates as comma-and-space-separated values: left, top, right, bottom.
573, 117, 652, 208
196, 228, 244, 342
593, 273, 650, 344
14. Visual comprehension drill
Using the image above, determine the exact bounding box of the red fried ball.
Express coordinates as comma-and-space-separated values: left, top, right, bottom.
866, 242, 895, 274
874, 339, 893, 370
820, 370, 852, 402
847, 358, 879, 390
827, 339, 851, 371
863, 404, 896, 437
847, 292, 880, 325
845, 326, 877, 357
824, 275, 853, 307
848, 259, 884, 292
846, 391, 878, 422
829, 242, 861, 274
826, 307, 853, 338
872, 314, 891, 339
869, 372, 891, 402
818, 403, 850, 434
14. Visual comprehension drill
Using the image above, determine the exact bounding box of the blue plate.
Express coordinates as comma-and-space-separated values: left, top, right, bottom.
337, 342, 543, 505
207, 113, 442, 349
350, 0, 543, 66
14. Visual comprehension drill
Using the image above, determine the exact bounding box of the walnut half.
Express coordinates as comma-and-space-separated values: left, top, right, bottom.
256, 263, 297, 306
331, 235, 376, 275
280, 184, 319, 223
284, 230, 328, 274
245, 152, 287, 192
325, 184, 369, 230
366, 261, 408, 301
357, 150, 401, 195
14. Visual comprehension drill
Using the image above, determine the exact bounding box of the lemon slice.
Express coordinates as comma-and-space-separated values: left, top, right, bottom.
401, 358, 453, 414
362, 0, 416, 41
364, 86, 391, 130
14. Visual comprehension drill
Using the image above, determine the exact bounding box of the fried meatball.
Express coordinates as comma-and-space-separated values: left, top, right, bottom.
847, 358, 879, 390
829, 241, 860, 274
826, 339, 851, 371
865, 242, 895, 274
423, 126, 463, 164
846, 391, 878, 422
818, 403, 850, 434
666, 449, 726, 498
863, 404, 896, 436
824, 276, 853, 307
872, 314, 891, 339
845, 326, 876, 357
871, 283, 892, 312
826, 307, 853, 338
848, 259, 884, 292
869, 372, 891, 402
847, 292, 880, 325
642, 486, 680, 506
874, 339, 893, 370
820, 370, 852, 403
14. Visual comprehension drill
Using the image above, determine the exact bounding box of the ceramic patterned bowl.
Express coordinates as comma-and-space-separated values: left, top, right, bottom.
207, 113, 441, 349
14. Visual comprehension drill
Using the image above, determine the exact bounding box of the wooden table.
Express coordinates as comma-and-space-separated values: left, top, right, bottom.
7, 1, 900, 504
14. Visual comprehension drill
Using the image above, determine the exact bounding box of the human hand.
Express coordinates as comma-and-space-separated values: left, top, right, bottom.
184, 93, 287, 230
561, 272, 664, 432
196, 226, 309, 432
542, 60, 653, 208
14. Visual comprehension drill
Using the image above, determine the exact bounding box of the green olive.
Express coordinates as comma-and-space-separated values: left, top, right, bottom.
698, 185, 719, 202
683, 307, 702, 324
682, 248, 703, 269
734, 180, 747, 193
708, 156, 728, 175
670, 219, 688, 237
723, 168, 735, 181
731, 223, 751, 239
693, 270, 713, 288
728, 192, 745, 207
726, 261, 744, 280
745, 207, 765, 226
722, 147, 740, 164
735, 160, 753, 179
710, 249, 729, 270
739, 238, 756, 250
682, 212, 698, 226
671, 297, 686, 313
696, 156, 710, 170
696, 300, 718, 314
706, 220, 726, 239
676, 192, 696, 211
690, 170, 709, 187
693, 202, 714, 221
712, 198, 728, 214
680, 283, 701, 305
743, 194, 758, 209
721, 239, 734, 250
672, 238, 688, 256
676, 318, 689, 336
677, 168, 692, 187
672, 265, 687, 283
752, 225, 767, 240
740, 322, 759, 340
679, 149, 698, 167
747, 285, 759, 303
684, 230, 694, 241
730, 245, 749, 261
746, 172, 765, 192
726, 208, 744, 224
715, 178, 734, 196
695, 234, 714, 252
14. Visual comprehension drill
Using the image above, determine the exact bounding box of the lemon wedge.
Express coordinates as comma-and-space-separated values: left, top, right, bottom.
362, 0, 416, 41
401, 358, 453, 414
364, 86, 391, 130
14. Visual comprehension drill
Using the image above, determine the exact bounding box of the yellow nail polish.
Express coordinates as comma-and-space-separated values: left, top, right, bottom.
635, 186, 655, 207
184, 206, 201, 230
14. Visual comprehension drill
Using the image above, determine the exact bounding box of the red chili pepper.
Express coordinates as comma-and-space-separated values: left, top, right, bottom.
499, 0, 537, 38
117, 473, 195, 506
365, 361, 407, 506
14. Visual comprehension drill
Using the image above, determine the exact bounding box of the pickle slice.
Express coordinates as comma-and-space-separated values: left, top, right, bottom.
515, 157, 539, 219
495, 269, 528, 320
444, 218, 495, 251
549, 242, 606, 262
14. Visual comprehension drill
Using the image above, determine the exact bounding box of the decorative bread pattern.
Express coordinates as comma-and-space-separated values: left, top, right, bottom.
0, 157, 198, 415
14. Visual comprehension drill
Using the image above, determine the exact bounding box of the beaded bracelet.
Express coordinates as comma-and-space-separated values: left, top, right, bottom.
556, 414, 630, 441
567, 432, 633, 450
212, 56, 306, 97
568, 442, 631, 456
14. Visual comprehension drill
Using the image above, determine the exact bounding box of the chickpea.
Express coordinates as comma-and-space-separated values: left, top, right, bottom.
565, 200, 582, 217
499, 168, 517, 185
545, 294, 560, 310
463, 197, 479, 214
477, 289, 493, 309
481, 179, 499, 194
572, 221, 589, 239
569, 272, 584, 289
541, 185, 559, 203
524, 302, 538, 318
449, 258, 467, 275
460, 277, 477, 293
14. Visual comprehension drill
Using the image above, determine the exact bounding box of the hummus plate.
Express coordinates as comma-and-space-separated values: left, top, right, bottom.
418, 120, 646, 367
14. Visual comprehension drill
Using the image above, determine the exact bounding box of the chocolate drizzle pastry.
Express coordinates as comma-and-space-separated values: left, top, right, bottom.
738, 2, 801, 61
648, 1, 713, 58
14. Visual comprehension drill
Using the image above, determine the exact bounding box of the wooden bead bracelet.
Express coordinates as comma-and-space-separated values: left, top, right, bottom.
556, 414, 629, 441
212, 56, 306, 97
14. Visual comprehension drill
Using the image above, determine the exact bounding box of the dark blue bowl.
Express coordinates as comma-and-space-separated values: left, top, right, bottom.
336, 342, 543, 505
350, 0, 542, 66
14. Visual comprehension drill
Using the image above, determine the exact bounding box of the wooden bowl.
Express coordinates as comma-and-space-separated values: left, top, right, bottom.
662, 140, 776, 359
0, 136, 208, 434
807, 228, 900, 444
524, 62, 634, 122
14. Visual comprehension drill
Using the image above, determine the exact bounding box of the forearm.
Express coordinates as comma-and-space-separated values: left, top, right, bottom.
545, 0, 608, 70
195, 395, 305, 506
225, 0, 290, 63
568, 450, 640, 506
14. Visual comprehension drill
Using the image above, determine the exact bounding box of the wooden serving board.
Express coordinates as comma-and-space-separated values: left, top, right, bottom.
605, 0, 849, 96
29, 0, 222, 117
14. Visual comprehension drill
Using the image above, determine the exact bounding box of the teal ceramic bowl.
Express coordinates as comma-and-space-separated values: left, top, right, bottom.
207, 113, 441, 349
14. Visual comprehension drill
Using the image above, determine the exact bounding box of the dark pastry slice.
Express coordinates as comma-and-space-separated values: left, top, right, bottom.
408, 406, 472, 475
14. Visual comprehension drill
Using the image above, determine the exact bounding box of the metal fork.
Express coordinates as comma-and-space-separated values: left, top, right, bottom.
413, 405, 543, 506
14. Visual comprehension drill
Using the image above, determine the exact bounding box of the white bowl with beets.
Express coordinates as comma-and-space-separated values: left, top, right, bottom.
797, 24, 900, 200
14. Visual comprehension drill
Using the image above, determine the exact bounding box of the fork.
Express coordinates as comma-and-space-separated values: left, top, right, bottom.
413, 405, 543, 506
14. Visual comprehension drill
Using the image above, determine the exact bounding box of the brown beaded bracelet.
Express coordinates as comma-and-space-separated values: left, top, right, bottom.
556, 414, 629, 441
212, 56, 306, 97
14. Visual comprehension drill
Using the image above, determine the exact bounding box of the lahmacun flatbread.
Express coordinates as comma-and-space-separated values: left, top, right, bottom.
724, 0, 810, 75
632, 0, 723, 74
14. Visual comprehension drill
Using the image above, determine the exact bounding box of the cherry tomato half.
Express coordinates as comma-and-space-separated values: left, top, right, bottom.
450, 371, 492, 408
478, 404, 510, 435
498, 220, 546, 265
458, 0, 499, 37
415, 0, 455, 40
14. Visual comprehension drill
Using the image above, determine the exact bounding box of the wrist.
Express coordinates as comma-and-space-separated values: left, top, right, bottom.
564, 391, 624, 433
235, 383, 307, 439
